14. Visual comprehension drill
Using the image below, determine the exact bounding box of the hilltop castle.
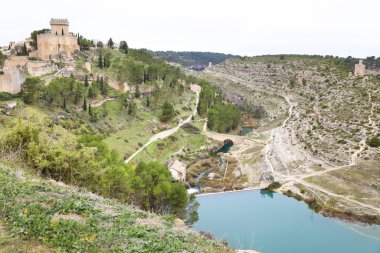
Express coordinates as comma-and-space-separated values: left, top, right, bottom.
36, 19, 79, 60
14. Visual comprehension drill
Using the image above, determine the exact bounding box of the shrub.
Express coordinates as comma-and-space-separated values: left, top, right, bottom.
266, 181, 281, 191
367, 137, 380, 147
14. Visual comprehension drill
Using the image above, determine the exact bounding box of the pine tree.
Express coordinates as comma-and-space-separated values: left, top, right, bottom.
98, 52, 103, 68
88, 87, 95, 98
119, 41, 129, 54
83, 96, 87, 111
88, 103, 92, 116
69, 80, 74, 92
107, 38, 114, 49
23, 43, 28, 56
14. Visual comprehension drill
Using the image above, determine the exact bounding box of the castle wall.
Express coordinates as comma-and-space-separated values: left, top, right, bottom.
51, 24, 69, 36
37, 34, 79, 61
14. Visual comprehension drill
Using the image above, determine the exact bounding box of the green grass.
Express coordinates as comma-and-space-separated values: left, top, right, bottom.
132, 120, 208, 163
0, 161, 231, 253
103, 88, 196, 159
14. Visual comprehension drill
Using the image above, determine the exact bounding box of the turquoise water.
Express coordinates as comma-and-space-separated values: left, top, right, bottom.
194, 190, 380, 253
216, 143, 234, 153
239, 127, 254, 136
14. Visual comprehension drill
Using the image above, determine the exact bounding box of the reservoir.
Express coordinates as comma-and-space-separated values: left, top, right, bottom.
194, 190, 380, 253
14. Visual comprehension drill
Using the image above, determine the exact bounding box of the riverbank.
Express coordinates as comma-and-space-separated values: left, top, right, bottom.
282, 189, 380, 225
196, 185, 380, 225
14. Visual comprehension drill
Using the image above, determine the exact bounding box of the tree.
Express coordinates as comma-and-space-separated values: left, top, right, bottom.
160, 101, 175, 122
207, 103, 240, 133
170, 183, 188, 219
135, 83, 141, 98
101, 77, 108, 96
98, 52, 103, 68
88, 87, 95, 99
83, 96, 87, 111
185, 194, 199, 225
96, 41, 104, 48
23, 43, 28, 56
63, 96, 67, 109
22, 77, 44, 104
119, 41, 129, 54
146, 96, 150, 107
84, 75, 89, 87
103, 55, 111, 68
128, 102, 136, 116
88, 103, 93, 116
30, 29, 50, 49
107, 38, 114, 49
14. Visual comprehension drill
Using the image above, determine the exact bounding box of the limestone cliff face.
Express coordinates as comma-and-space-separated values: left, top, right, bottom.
0, 56, 27, 94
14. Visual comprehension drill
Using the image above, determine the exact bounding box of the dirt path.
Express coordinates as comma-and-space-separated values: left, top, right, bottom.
125, 84, 201, 164
91, 97, 116, 107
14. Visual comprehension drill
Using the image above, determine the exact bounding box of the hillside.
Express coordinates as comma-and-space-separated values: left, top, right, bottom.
0, 161, 230, 252
201, 55, 380, 223
152, 51, 236, 70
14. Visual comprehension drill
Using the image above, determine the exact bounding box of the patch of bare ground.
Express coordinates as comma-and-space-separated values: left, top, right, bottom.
305, 160, 380, 212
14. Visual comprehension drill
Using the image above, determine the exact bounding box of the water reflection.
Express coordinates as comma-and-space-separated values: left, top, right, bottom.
259, 189, 273, 198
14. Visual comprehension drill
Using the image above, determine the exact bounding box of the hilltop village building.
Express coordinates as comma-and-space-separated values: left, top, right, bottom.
35, 19, 79, 61
354, 60, 366, 77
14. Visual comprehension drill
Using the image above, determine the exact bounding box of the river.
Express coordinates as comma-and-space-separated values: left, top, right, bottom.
194, 190, 380, 253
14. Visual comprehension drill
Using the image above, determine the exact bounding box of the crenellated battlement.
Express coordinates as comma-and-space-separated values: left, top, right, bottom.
50, 18, 69, 26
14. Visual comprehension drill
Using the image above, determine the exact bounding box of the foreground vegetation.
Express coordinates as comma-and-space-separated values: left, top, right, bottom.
0, 161, 231, 252
0, 119, 195, 222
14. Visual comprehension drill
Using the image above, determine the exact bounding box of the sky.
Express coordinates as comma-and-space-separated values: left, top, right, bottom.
1, 0, 379, 57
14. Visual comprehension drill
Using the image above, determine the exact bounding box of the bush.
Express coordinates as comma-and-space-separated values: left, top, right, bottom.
159, 101, 174, 122
266, 181, 281, 191
367, 137, 380, 147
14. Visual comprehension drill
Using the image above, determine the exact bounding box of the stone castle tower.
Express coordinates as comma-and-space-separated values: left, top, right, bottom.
354, 60, 366, 77
36, 18, 79, 61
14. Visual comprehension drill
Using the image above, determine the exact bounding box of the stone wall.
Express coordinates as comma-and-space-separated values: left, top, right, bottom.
51, 24, 69, 36
37, 34, 79, 61
27, 61, 58, 77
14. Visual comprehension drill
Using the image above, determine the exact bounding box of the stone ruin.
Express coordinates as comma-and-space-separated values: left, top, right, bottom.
354, 60, 366, 77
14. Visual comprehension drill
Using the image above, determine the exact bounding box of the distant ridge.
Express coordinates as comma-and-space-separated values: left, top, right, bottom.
151, 50, 237, 70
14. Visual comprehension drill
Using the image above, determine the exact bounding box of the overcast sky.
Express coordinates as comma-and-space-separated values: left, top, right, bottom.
1, 0, 379, 57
